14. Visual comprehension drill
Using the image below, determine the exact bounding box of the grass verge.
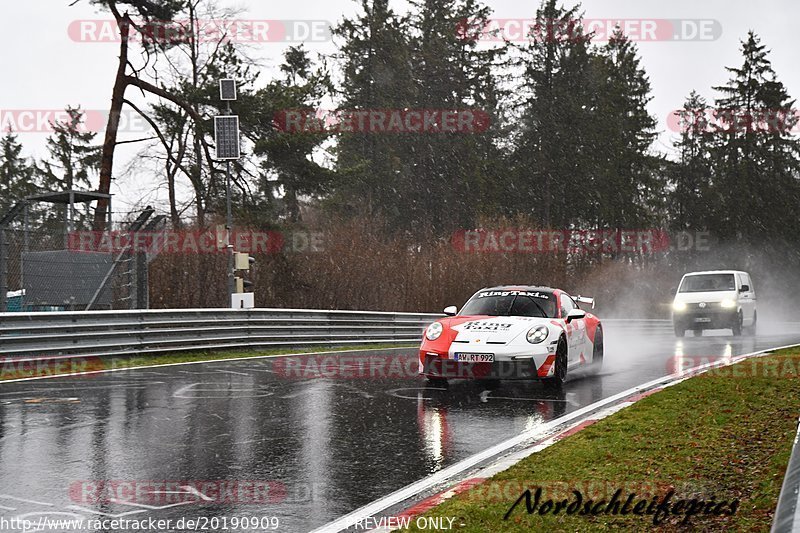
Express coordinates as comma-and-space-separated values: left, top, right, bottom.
404, 349, 800, 532
0, 343, 417, 381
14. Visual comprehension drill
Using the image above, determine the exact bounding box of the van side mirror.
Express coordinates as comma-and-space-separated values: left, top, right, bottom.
443, 306, 458, 316
740, 285, 749, 292
566, 309, 586, 323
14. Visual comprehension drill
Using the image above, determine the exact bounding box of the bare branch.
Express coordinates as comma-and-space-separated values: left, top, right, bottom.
115, 136, 159, 145
122, 98, 195, 180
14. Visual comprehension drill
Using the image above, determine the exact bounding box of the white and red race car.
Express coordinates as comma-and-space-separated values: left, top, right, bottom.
419, 286, 603, 386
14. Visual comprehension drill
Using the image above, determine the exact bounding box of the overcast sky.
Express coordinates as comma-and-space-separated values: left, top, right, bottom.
1, 0, 798, 214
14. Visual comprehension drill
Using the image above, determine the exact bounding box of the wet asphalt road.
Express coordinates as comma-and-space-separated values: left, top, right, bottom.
1, 321, 799, 532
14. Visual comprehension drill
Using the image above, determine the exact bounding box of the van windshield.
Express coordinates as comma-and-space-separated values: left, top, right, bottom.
679, 274, 736, 293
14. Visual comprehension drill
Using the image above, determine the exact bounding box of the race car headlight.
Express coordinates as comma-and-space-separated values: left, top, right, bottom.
672, 301, 687, 312
425, 322, 443, 341
526, 326, 549, 344
720, 299, 736, 309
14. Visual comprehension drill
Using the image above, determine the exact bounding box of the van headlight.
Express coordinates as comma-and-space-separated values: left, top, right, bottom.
526, 326, 549, 344
673, 301, 687, 312
720, 299, 736, 309
425, 322, 443, 341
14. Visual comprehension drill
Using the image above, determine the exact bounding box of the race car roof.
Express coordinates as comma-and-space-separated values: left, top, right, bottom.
479, 285, 557, 294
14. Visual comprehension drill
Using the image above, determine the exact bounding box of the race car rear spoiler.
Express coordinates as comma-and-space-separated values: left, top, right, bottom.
575, 296, 595, 309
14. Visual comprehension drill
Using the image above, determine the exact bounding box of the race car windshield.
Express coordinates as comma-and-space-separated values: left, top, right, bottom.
679, 274, 736, 292
459, 292, 556, 318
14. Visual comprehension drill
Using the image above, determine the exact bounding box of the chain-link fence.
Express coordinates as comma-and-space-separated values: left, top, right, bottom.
0, 198, 153, 312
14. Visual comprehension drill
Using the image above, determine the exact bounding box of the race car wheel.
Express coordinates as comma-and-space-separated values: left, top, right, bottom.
426, 377, 448, 387
732, 312, 743, 336
693, 329, 703, 337
545, 337, 568, 388
591, 326, 604, 371
674, 324, 686, 338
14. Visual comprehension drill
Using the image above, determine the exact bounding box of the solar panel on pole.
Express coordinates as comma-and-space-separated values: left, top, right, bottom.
219, 79, 237, 101
214, 116, 240, 160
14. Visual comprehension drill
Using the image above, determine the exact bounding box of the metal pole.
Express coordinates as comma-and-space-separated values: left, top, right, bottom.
0, 228, 6, 313
23, 204, 29, 253
224, 99, 234, 308
226, 160, 234, 306
22, 204, 28, 310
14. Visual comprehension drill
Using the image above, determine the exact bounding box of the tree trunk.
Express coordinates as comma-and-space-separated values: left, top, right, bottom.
93, 10, 131, 230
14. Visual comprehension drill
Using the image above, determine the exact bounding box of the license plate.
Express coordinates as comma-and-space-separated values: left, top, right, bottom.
454, 353, 495, 363
694, 317, 712, 323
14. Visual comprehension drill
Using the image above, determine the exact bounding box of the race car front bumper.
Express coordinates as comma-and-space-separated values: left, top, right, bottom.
419, 350, 557, 380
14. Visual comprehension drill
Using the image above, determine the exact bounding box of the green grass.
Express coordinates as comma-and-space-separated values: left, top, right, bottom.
0, 343, 417, 381
404, 349, 800, 532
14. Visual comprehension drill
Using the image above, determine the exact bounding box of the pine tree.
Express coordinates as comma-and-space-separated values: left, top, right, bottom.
404, 0, 505, 233
593, 29, 661, 228
330, 0, 417, 228
0, 129, 36, 214
252, 46, 332, 224
511, 0, 595, 227
710, 32, 800, 244
670, 91, 714, 231
37, 107, 101, 191
36, 107, 101, 229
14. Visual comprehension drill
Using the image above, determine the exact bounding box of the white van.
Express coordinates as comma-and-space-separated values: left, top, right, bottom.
672, 270, 757, 337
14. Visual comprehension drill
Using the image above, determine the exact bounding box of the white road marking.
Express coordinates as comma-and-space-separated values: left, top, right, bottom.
0, 495, 54, 506
172, 383, 274, 399
67, 504, 149, 517
214, 370, 251, 376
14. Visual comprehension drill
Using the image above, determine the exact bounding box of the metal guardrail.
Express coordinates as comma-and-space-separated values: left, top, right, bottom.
0, 312, 673, 360
773, 418, 800, 532
0, 308, 443, 359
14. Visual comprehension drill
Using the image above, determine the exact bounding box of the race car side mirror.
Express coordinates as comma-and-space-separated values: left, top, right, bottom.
443, 306, 458, 316
740, 285, 749, 292
566, 309, 586, 323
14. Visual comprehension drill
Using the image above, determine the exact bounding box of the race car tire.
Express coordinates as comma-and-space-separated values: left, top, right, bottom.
674, 324, 686, 338
483, 379, 501, 389
591, 326, 604, 371
426, 377, 448, 387
732, 312, 743, 336
544, 336, 568, 388
693, 329, 703, 337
